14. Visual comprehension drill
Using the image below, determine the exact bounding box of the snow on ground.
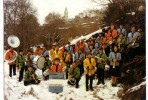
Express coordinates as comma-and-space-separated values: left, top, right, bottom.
4, 62, 121, 100
127, 81, 146, 93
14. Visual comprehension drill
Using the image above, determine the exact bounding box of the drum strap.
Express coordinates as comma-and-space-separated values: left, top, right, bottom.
56, 65, 59, 72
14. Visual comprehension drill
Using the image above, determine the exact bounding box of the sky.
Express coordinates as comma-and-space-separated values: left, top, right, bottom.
30, 0, 102, 25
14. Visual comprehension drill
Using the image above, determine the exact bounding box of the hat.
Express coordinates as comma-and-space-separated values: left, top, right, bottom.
46, 55, 49, 58
19, 50, 23, 52
68, 42, 71, 44
87, 52, 92, 55
98, 47, 103, 51
28, 66, 33, 68
54, 57, 60, 61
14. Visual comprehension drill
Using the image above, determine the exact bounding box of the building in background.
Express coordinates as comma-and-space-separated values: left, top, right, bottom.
64, 7, 68, 20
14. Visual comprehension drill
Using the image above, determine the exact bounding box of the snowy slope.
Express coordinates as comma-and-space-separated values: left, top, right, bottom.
4, 62, 121, 100
66, 27, 108, 46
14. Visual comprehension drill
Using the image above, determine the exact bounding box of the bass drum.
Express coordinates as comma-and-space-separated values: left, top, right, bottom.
32, 56, 45, 69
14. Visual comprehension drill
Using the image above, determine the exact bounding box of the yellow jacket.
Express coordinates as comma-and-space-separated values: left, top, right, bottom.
50, 49, 63, 61
61, 54, 71, 67
64, 54, 71, 63
83, 57, 96, 75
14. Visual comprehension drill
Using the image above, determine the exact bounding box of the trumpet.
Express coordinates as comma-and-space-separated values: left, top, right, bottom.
113, 53, 117, 68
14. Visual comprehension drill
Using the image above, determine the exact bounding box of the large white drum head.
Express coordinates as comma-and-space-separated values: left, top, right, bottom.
37, 56, 45, 69
8, 35, 20, 48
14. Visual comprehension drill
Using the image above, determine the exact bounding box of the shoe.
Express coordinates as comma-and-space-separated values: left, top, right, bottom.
76, 85, 79, 88
102, 81, 105, 85
112, 83, 117, 87
97, 81, 100, 85
9, 75, 12, 77
86, 88, 89, 91
90, 88, 94, 91
76, 86, 79, 88
19, 78, 23, 82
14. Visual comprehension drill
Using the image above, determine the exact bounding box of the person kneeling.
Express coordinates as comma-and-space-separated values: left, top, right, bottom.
24, 66, 40, 86
67, 61, 80, 88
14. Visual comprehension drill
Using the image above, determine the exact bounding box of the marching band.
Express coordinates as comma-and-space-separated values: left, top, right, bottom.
4, 24, 142, 91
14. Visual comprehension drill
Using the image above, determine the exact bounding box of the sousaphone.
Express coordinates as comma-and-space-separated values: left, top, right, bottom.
4, 35, 20, 63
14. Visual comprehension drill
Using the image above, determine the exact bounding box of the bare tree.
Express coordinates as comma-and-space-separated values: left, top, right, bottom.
43, 12, 66, 48
4, 0, 40, 50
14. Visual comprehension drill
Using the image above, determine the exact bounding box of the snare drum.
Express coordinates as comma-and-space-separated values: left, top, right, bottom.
43, 69, 49, 76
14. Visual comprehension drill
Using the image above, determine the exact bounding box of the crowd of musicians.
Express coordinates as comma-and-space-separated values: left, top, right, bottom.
5, 24, 142, 91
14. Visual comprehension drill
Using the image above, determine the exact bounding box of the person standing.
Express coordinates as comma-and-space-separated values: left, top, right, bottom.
34, 46, 42, 56
25, 50, 34, 71
42, 55, 52, 80
126, 26, 141, 60
117, 24, 127, 39
74, 49, 85, 77
84, 53, 96, 91
50, 44, 56, 61
95, 48, 107, 85
16, 50, 25, 82
62, 50, 72, 79
42, 46, 49, 57
66, 42, 73, 55
5, 46, 16, 77
109, 45, 121, 86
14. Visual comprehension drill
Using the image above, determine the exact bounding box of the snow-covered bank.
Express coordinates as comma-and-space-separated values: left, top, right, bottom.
127, 81, 146, 93
69, 27, 109, 45
4, 62, 121, 100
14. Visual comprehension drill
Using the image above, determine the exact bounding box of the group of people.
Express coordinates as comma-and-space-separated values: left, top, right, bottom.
5, 23, 142, 91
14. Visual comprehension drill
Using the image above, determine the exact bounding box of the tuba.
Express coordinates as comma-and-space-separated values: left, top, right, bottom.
4, 35, 20, 63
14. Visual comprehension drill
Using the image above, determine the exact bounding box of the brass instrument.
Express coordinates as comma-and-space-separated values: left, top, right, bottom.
131, 36, 138, 46
87, 65, 92, 76
4, 50, 17, 63
118, 38, 122, 49
4, 35, 20, 63
113, 53, 116, 68
25, 55, 30, 61
30, 72, 38, 83
128, 36, 138, 48
95, 56, 105, 64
